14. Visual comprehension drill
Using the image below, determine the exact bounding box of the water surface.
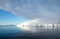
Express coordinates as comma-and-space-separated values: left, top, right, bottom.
0, 25, 60, 39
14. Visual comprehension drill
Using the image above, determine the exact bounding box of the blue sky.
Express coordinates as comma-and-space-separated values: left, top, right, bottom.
0, 9, 27, 25
0, 0, 60, 25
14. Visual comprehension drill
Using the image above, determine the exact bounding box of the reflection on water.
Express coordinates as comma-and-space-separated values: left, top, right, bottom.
17, 25, 60, 39
0, 25, 60, 38
17, 25, 60, 33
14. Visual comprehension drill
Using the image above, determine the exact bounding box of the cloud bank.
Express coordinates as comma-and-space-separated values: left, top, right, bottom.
17, 19, 46, 32
17, 19, 59, 33
0, 0, 60, 24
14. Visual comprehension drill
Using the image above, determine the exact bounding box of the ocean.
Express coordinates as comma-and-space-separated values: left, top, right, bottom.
0, 25, 60, 39
0, 25, 25, 37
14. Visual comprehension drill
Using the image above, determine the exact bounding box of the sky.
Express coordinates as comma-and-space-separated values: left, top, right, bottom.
0, 0, 60, 25
0, 9, 27, 25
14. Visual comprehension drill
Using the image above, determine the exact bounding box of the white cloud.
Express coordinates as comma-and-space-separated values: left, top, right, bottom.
17, 19, 59, 32
0, 0, 60, 24
17, 19, 46, 32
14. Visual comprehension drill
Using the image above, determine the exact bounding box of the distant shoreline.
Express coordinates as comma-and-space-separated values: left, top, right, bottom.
0, 25, 16, 27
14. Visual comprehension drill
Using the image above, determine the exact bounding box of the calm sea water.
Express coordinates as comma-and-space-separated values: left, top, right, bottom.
0, 25, 60, 38
0, 25, 25, 37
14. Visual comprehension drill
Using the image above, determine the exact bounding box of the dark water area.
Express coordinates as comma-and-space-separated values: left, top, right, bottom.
0, 25, 25, 37
0, 25, 60, 39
